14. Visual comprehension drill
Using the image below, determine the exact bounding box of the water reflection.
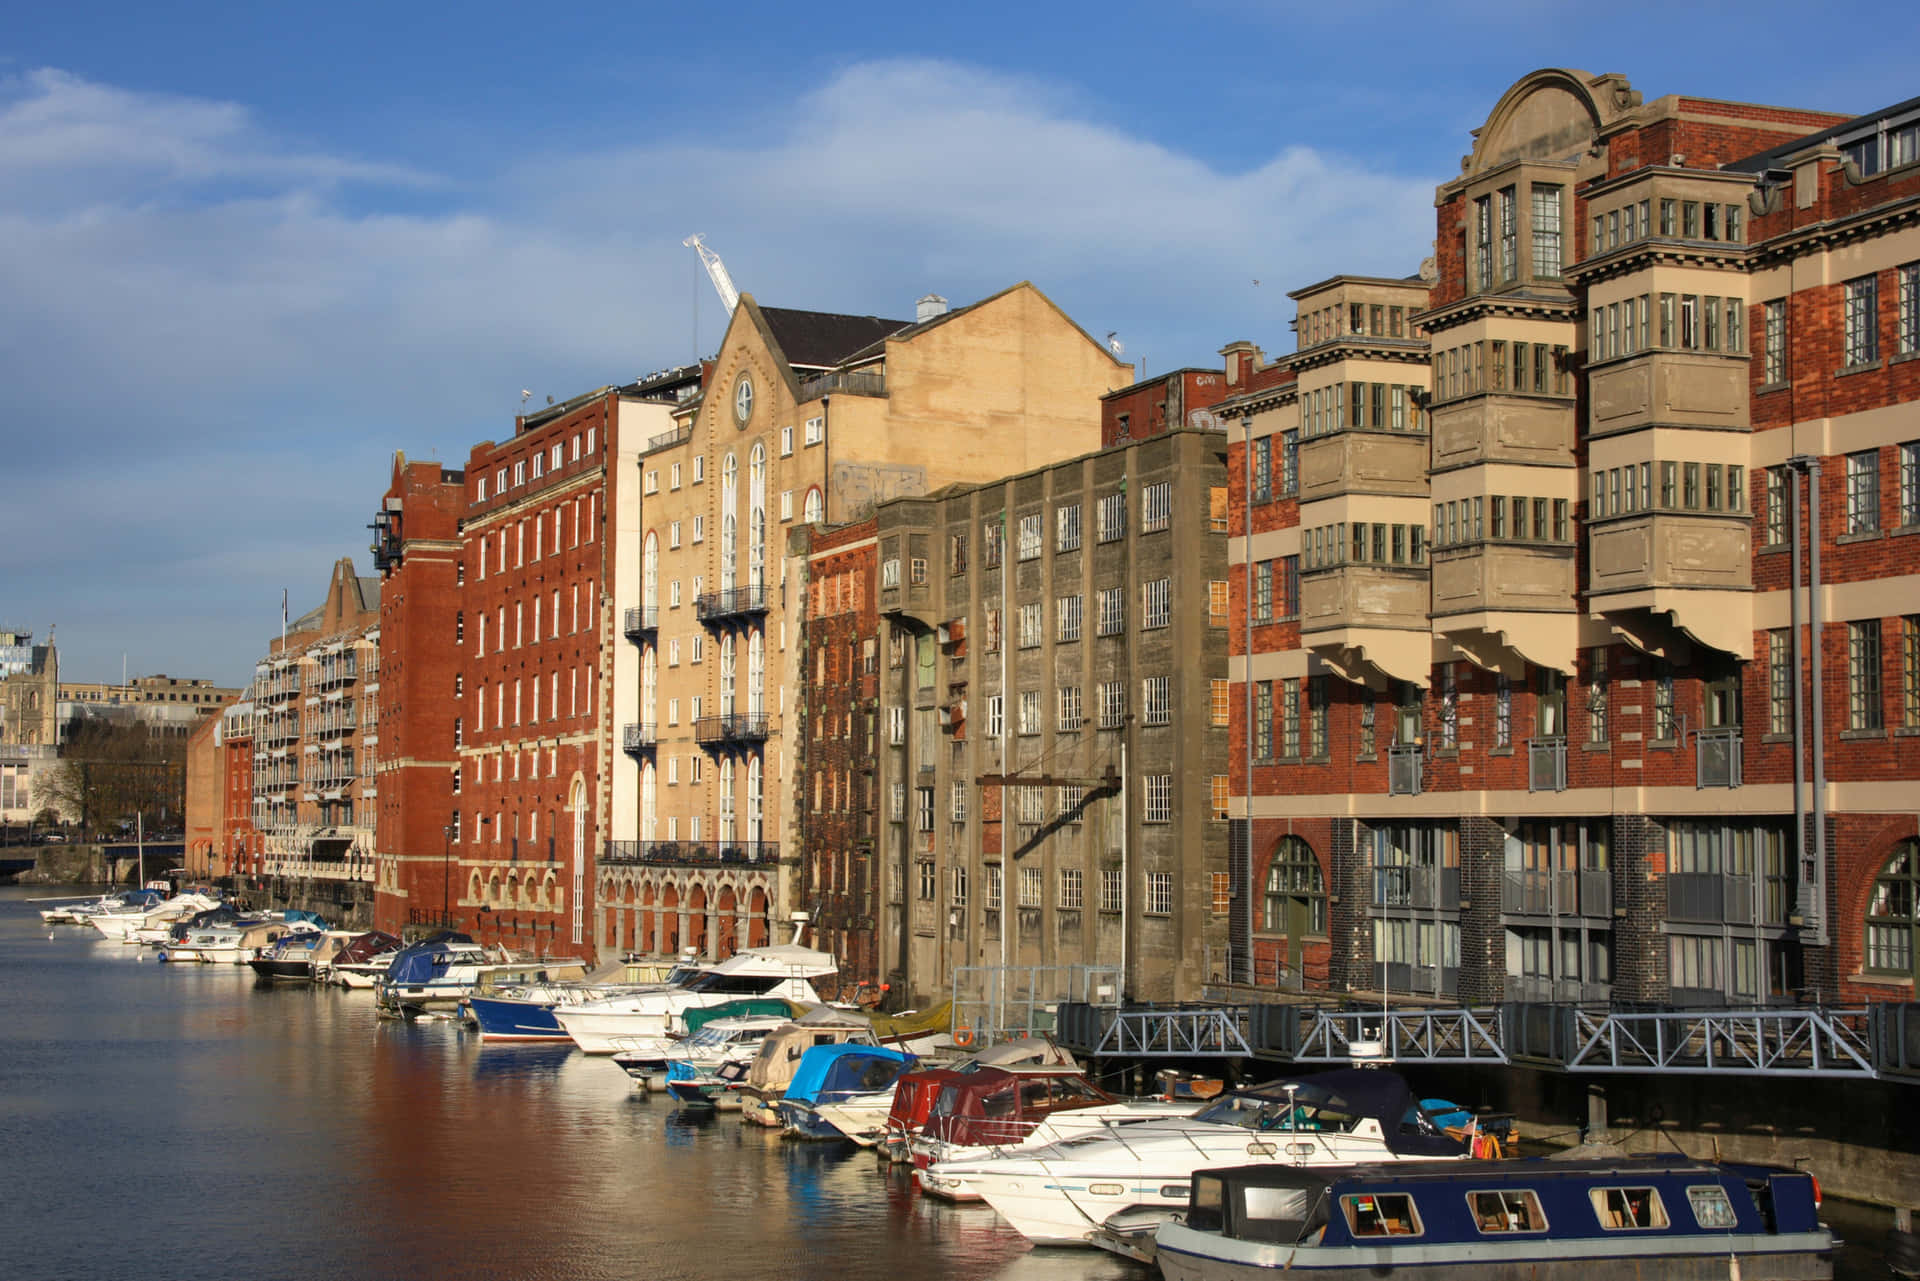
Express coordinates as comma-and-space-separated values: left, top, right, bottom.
0, 887, 1898, 1281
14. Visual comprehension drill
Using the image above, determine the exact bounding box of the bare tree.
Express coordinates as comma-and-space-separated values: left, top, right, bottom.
42, 722, 187, 837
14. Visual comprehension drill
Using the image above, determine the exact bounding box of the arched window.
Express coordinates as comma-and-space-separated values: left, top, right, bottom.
718, 757, 736, 844
1866, 840, 1920, 979
747, 756, 763, 845
720, 632, 736, 712
1264, 837, 1327, 935
747, 630, 765, 719
643, 531, 658, 611
749, 442, 767, 588
721, 454, 738, 589
803, 487, 823, 524
641, 647, 657, 721
640, 761, 657, 842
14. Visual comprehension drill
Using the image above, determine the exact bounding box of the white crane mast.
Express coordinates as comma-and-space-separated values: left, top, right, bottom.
682, 233, 740, 313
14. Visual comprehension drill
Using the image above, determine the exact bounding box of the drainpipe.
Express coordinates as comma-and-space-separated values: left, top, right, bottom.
1807, 456, 1827, 950
1790, 468, 1806, 926
1241, 413, 1256, 987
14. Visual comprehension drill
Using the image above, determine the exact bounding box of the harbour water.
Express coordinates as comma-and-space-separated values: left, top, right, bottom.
0, 886, 1897, 1280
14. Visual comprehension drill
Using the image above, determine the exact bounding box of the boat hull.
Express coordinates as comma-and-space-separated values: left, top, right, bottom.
1155, 1225, 1833, 1281
249, 960, 315, 981
465, 996, 570, 1042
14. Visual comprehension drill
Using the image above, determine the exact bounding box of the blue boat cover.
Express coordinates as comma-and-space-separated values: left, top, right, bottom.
785, 1043, 916, 1104
384, 933, 477, 984
282, 909, 327, 927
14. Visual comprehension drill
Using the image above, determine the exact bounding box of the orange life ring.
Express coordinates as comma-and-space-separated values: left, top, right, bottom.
953, 1025, 975, 1048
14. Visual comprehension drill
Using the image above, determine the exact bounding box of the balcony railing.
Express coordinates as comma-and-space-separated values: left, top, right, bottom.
1373, 866, 1461, 911
1502, 869, 1612, 918
1696, 728, 1743, 789
1527, 737, 1567, 793
646, 425, 694, 453
798, 370, 887, 400
623, 606, 658, 640
1387, 744, 1423, 796
1666, 873, 1792, 926
694, 714, 770, 746
622, 722, 658, 753
695, 584, 769, 624
1506, 975, 1612, 1005
602, 838, 781, 867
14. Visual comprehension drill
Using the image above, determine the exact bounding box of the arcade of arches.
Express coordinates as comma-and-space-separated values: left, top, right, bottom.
598, 869, 775, 959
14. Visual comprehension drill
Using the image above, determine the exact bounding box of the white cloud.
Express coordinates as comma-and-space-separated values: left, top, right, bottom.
0, 59, 1439, 681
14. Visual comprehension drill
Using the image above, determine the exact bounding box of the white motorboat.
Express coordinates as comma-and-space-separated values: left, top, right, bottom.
39, 889, 163, 925
170, 918, 314, 965
926, 1070, 1472, 1246
89, 892, 223, 942
554, 941, 837, 1056
650, 1012, 796, 1095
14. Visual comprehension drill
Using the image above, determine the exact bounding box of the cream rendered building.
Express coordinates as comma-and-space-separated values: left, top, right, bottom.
600, 284, 1132, 962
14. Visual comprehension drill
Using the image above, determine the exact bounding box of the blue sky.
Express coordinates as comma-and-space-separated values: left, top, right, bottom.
2, 1, 1907, 686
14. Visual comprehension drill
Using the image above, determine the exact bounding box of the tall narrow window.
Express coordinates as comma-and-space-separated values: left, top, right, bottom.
1531, 185, 1563, 279
1845, 274, 1880, 367
1848, 449, 1881, 533
1497, 186, 1518, 283
1769, 630, 1793, 736
1850, 619, 1884, 731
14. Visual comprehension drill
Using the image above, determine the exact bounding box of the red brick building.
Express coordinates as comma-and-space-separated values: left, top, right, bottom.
1219, 69, 1919, 1009
456, 391, 620, 960
792, 516, 880, 988
370, 454, 466, 935
1099, 367, 1231, 447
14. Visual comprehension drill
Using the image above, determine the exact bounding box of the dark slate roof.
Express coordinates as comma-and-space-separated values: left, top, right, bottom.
1725, 92, 1920, 174
760, 307, 911, 370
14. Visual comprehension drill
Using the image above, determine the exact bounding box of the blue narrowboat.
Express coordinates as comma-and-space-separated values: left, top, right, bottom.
1153, 1154, 1830, 1281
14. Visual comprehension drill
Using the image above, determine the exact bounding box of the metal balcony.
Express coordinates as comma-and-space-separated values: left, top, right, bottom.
1696, 728, 1742, 788
645, 425, 693, 453
1373, 866, 1461, 911
1387, 744, 1423, 795
602, 838, 781, 867
798, 370, 886, 400
1501, 869, 1611, 918
695, 584, 769, 625
622, 722, 658, 754
694, 713, 769, 747
1527, 737, 1567, 792
623, 606, 658, 641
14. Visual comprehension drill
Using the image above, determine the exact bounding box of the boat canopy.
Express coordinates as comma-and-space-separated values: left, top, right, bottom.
868, 999, 951, 1043
884, 1067, 965, 1132
745, 1018, 877, 1092
924, 1066, 1115, 1147
1190, 1069, 1468, 1158
681, 998, 808, 1037
334, 931, 402, 966
282, 909, 327, 927
384, 934, 480, 985
786, 1043, 916, 1104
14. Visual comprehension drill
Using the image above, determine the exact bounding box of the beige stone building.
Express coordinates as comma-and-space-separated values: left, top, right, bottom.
599, 284, 1132, 961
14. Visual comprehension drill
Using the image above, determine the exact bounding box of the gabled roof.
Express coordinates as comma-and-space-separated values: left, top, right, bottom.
758, 307, 912, 370
833, 280, 1131, 370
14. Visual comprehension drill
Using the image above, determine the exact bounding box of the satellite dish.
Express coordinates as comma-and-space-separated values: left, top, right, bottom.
1188, 409, 1220, 432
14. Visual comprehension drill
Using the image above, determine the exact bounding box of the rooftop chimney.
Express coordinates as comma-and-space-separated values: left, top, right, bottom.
916, 293, 949, 323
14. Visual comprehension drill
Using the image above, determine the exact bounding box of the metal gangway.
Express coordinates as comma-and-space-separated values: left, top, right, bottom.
1053, 999, 1919, 1080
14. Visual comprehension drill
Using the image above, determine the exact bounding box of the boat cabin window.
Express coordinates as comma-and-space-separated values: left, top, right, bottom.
1591, 1187, 1669, 1230
1199, 1085, 1362, 1134
1239, 1184, 1320, 1244
1468, 1189, 1547, 1233
1687, 1185, 1739, 1230
1187, 1176, 1226, 1233
1342, 1192, 1422, 1237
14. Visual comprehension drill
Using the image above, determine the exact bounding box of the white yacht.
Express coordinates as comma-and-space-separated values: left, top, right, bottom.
169, 918, 313, 965
89, 892, 222, 942
927, 1070, 1471, 1246
554, 941, 837, 1056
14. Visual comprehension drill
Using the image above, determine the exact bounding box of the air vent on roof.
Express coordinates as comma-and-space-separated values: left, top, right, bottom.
917, 294, 949, 322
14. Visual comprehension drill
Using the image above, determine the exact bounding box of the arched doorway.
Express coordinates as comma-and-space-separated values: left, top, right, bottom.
715, 885, 739, 957
687, 882, 710, 956
747, 886, 770, 948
